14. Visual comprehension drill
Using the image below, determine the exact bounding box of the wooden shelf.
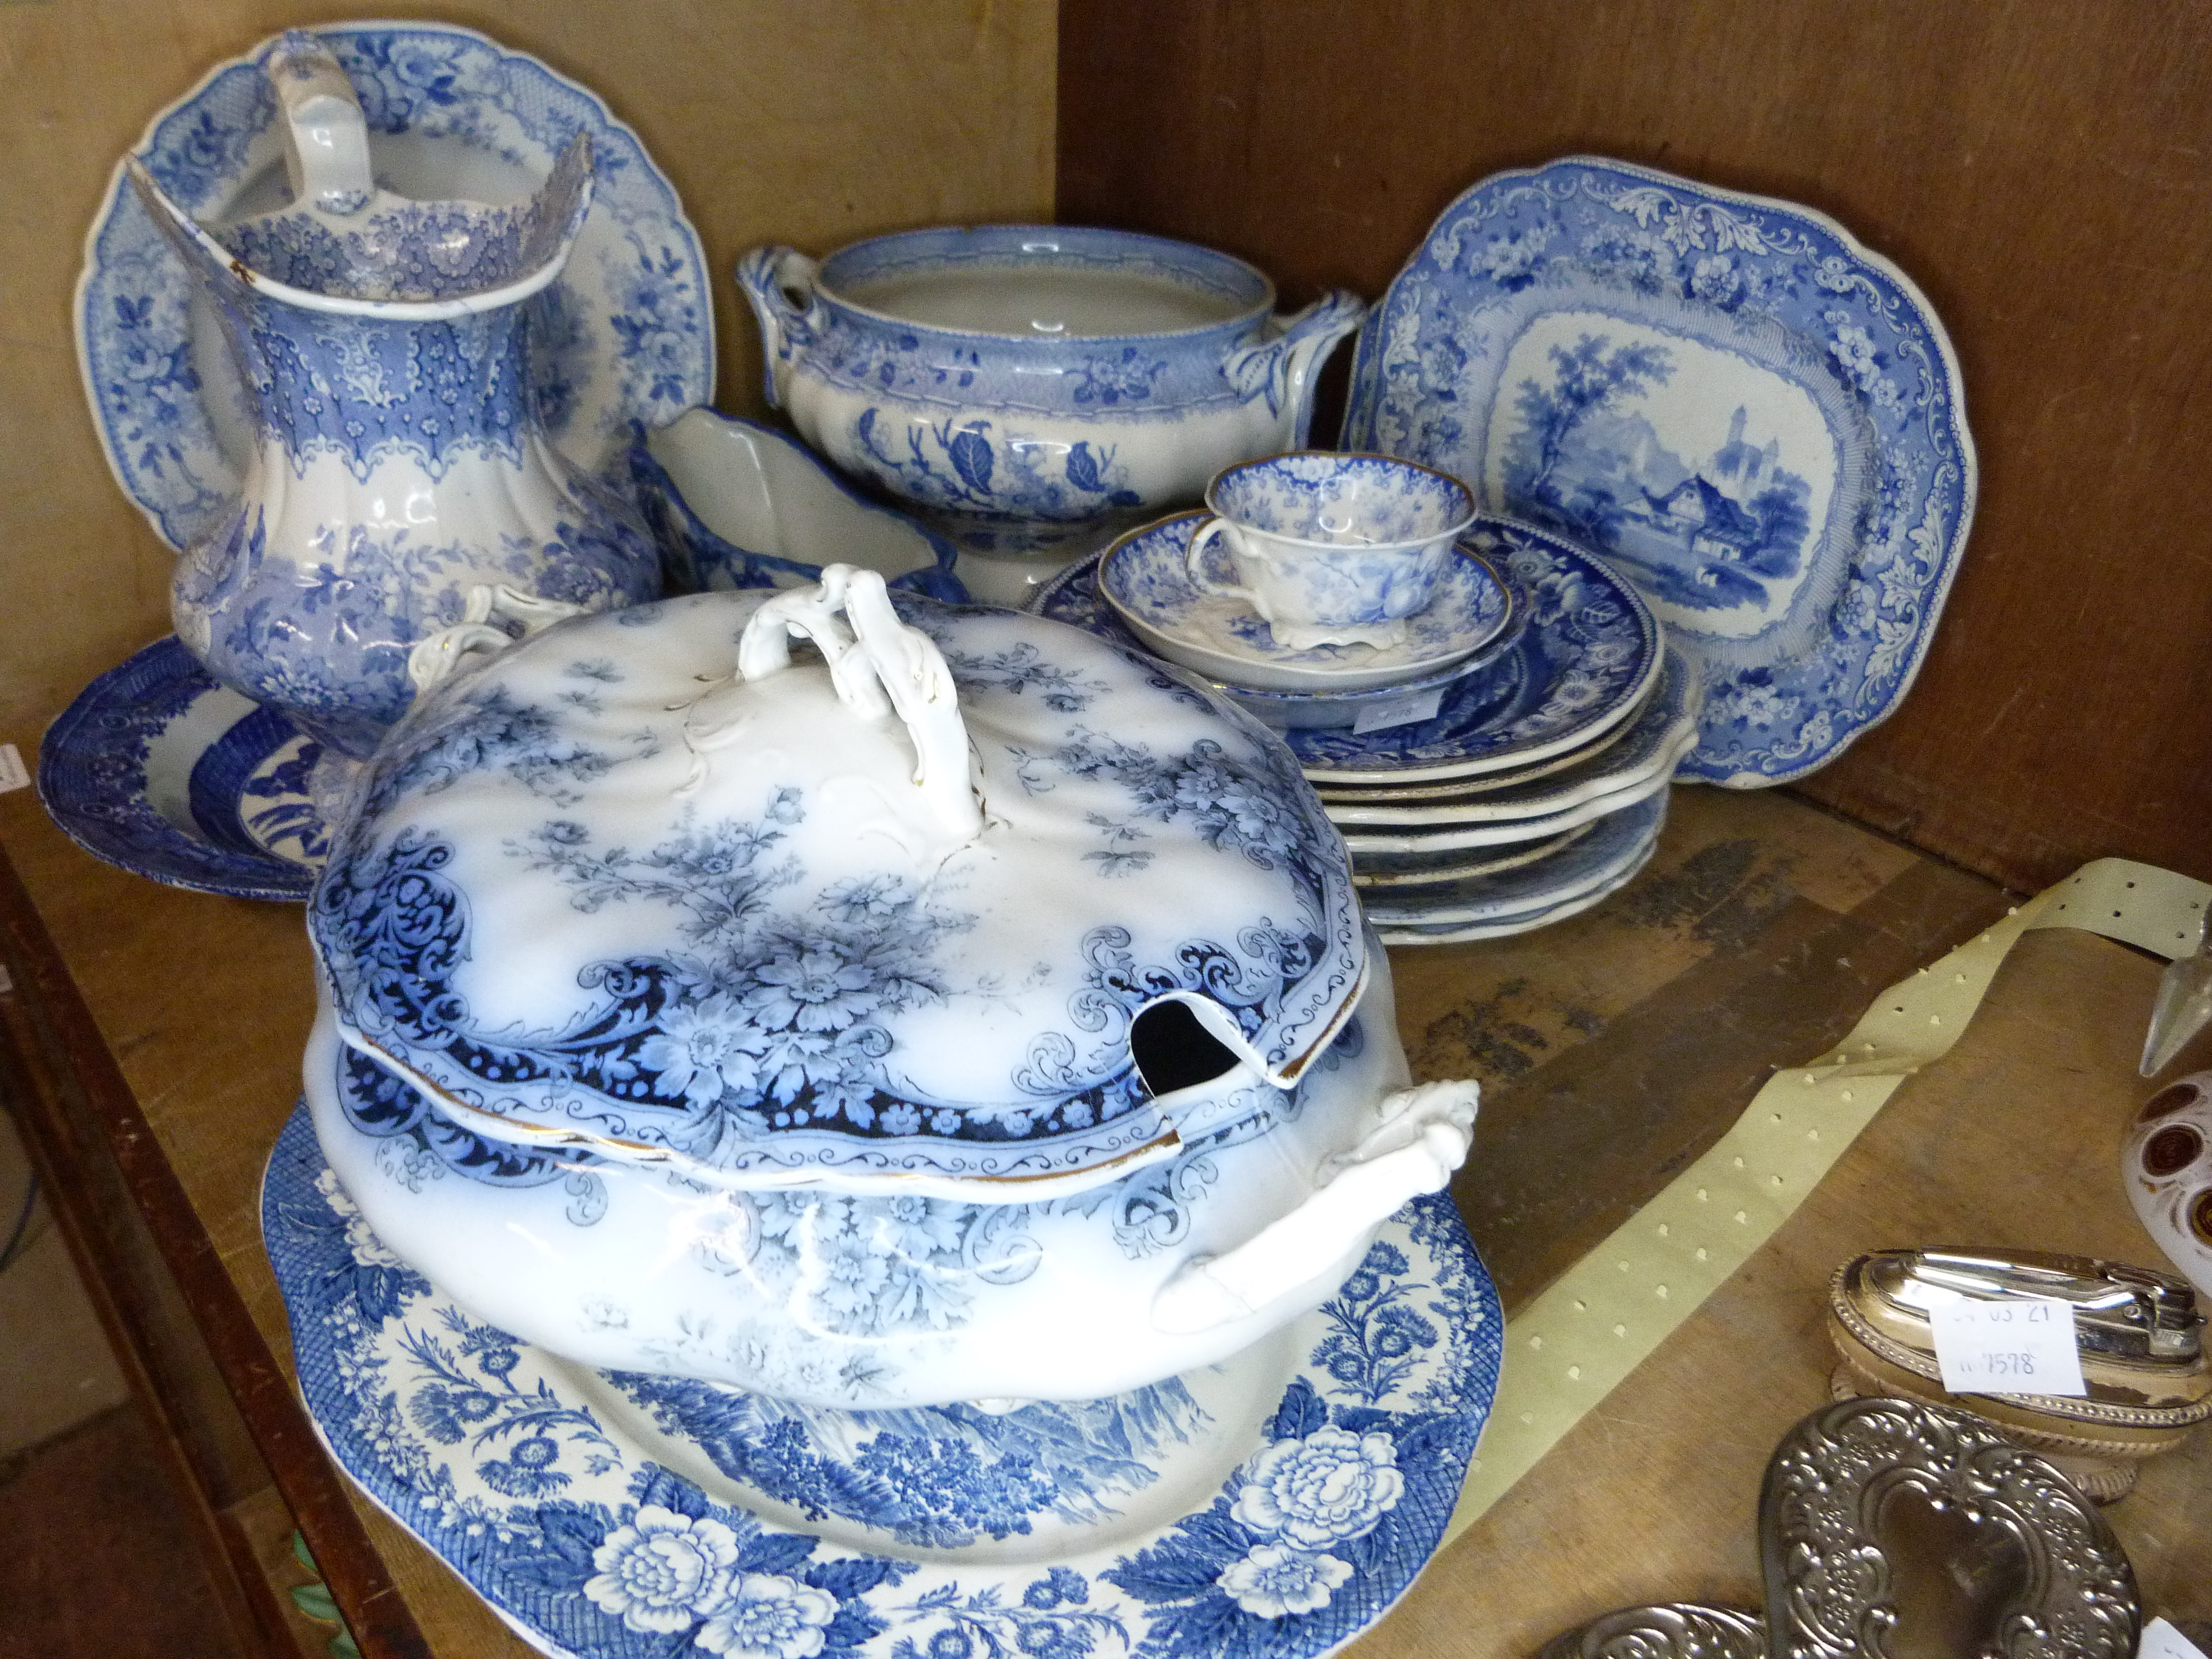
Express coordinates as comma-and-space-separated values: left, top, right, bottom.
4, 776, 2204, 1654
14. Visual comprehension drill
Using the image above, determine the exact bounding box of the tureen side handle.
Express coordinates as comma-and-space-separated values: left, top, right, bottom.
406, 585, 594, 694
267, 31, 376, 216
737, 565, 984, 840
734, 246, 825, 409
1219, 289, 1366, 443
1150, 1078, 1477, 1335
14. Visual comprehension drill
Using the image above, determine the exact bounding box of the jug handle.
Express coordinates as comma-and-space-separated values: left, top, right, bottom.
406, 585, 593, 695
737, 565, 983, 841
1221, 289, 1367, 444
267, 31, 375, 216
1150, 1078, 1477, 1335
735, 246, 826, 409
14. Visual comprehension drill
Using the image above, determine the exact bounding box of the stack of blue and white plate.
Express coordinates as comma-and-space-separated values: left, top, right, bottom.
1036, 512, 1693, 945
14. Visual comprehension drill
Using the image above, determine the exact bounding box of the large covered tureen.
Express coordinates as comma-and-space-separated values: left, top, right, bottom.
304, 569, 1476, 1405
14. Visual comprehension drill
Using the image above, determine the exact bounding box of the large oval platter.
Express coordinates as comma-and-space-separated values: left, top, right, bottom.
263, 1104, 1502, 1659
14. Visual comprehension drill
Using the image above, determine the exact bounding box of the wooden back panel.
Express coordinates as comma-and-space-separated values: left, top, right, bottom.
1060, 0, 2212, 890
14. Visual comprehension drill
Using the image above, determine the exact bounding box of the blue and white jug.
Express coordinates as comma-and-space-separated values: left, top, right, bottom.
126, 33, 659, 759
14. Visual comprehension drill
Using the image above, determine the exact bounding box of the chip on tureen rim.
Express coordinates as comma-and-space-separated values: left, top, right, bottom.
309, 569, 1367, 1198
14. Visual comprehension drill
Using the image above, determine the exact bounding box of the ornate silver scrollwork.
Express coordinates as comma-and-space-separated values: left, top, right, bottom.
1759, 1398, 2138, 1659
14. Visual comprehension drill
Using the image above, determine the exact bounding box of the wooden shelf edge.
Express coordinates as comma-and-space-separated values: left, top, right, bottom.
0, 843, 432, 1659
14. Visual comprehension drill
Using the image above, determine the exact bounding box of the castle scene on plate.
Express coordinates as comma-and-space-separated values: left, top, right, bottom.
50, 22, 2131, 1659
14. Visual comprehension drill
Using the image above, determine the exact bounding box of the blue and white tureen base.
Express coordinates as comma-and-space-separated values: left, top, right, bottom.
301, 944, 1475, 1409
267, 1102, 1499, 1659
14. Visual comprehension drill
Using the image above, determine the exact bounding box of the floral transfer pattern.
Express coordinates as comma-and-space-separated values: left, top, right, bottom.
310, 592, 1365, 1187
263, 1104, 1501, 1659
1342, 156, 1974, 785
80, 22, 712, 552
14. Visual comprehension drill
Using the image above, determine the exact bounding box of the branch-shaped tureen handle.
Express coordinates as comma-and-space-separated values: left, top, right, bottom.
406, 585, 593, 694
267, 31, 375, 216
1150, 1079, 1478, 1335
736, 565, 983, 841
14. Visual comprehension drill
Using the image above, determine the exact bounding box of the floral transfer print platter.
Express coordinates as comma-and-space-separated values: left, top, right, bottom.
38, 635, 321, 900
263, 1105, 1501, 1659
79, 22, 713, 552
1041, 517, 1660, 785
1342, 156, 1974, 786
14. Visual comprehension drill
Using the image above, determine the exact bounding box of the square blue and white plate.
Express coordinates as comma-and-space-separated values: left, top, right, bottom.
1342, 156, 1974, 786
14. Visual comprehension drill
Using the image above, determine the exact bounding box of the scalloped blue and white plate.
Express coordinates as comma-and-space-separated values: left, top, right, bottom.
38, 636, 320, 901
1358, 790, 1666, 927
1342, 156, 1974, 787
79, 22, 713, 552
1373, 837, 1660, 947
1318, 647, 1698, 823
1040, 516, 1660, 785
263, 1104, 1501, 1659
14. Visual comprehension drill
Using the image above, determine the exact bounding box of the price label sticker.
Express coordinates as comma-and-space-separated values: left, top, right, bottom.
2143, 1620, 2212, 1659
1929, 1296, 2086, 1396
0, 743, 25, 794
1352, 686, 1445, 736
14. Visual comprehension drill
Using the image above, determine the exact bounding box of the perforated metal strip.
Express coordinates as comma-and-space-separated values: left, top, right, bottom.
1446, 857, 2212, 1540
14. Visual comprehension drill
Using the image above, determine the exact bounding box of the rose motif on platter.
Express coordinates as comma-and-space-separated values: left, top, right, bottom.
583, 1505, 742, 1634
1229, 1423, 1404, 1548
1216, 1542, 1355, 1618
694, 1571, 839, 1659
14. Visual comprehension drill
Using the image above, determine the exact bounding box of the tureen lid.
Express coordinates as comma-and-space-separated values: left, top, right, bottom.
310, 569, 1365, 1196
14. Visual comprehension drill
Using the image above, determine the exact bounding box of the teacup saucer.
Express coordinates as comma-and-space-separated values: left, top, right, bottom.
261, 1104, 1503, 1659
1099, 512, 1512, 693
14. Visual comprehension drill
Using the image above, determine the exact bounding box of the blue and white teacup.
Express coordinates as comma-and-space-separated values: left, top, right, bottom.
1185, 452, 1476, 649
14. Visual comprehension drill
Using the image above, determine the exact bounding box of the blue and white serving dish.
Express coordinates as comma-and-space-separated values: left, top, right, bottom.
1099, 512, 1514, 694
78, 21, 713, 555
631, 407, 965, 602
264, 1101, 1501, 1659
38, 636, 321, 901
1342, 155, 1974, 786
301, 941, 1472, 1407
737, 227, 1363, 557
304, 569, 1484, 1403
1318, 646, 1699, 823
1356, 790, 1667, 928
